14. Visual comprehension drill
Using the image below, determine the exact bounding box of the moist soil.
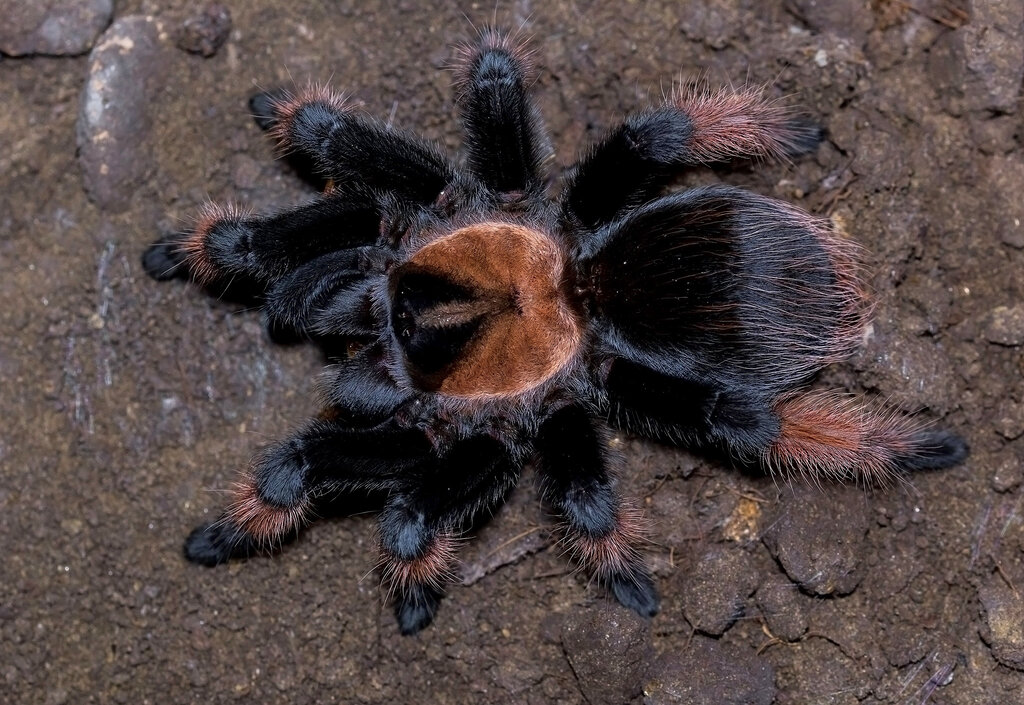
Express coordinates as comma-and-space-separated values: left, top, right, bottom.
3, 1, 1023, 703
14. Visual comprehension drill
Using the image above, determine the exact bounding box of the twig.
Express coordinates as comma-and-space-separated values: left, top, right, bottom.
893, 1, 967, 29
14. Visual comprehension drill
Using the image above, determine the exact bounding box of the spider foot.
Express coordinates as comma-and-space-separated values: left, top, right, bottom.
898, 430, 969, 471
183, 520, 256, 566
452, 26, 535, 101
142, 234, 188, 281
610, 569, 660, 618
766, 392, 970, 484
395, 583, 443, 635
249, 89, 288, 132
782, 117, 826, 157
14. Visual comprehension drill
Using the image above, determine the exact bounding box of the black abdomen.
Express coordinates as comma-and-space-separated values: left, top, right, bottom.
584, 186, 868, 393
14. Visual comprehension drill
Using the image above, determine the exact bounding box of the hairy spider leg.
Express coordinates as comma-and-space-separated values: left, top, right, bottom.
453, 27, 550, 200
261, 248, 380, 337
764, 391, 969, 485
183, 420, 432, 566
601, 358, 780, 455
141, 187, 381, 286
535, 405, 659, 616
561, 85, 822, 230
377, 435, 525, 634
316, 345, 416, 421
250, 86, 461, 205
603, 363, 969, 484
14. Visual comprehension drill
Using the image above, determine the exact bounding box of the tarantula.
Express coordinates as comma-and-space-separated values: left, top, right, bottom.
143, 29, 968, 634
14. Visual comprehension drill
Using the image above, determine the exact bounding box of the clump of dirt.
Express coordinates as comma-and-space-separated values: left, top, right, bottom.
2, 1, 1022, 703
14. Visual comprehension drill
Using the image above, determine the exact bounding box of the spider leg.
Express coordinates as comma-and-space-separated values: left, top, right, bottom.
142, 187, 381, 286
317, 344, 416, 421
761, 392, 969, 485
602, 357, 780, 455
602, 360, 969, 485
452, 27, 550, 200
534, 404, 659, 617
260, 247, 381, 339
250, 86, 461, 205
183, 419, 432, 566
561, 85, 822, 230
378, 435, 524, 634
377, 493, 454, 635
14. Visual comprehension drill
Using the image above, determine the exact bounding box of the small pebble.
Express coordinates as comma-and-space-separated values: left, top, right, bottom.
978, 576, 1024, 671
882, 623, 931, 668
644, 636, 774, 705
762, 485, 869, 596
177, 4, 232, 57
991, 455, 1023, 493
984, 305, 1024, 347
562, 604, 650, 705
755, 573, 808, 642
681, 547, 759, 636
994, 399, 1024, 440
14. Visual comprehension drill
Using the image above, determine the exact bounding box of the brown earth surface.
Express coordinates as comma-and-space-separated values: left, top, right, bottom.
3, 1, 1023, 703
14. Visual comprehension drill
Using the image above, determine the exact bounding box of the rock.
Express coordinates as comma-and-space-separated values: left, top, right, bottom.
755, 573, 808, 642
991, 454, 1022, 493
994, 399, 1024, 441
644, 636, 775, 705
562, 604, 651, 705
857, 324, 961, 415
1001, 225, 1024, 250
961, 0, 1024, 113
984, 305, 1024, 347
76, 16, 174, 212
0, 0, 113, 57
677, 0, 740, 50
785, 0, 875, 46
177, 4, 232, 57
979, 576, 1024, 670
680, 547, 759, 636
986, 155, 1024, 250
722, 496, 764, 542
971, 114, 1020, 156
762, 485, 869, 596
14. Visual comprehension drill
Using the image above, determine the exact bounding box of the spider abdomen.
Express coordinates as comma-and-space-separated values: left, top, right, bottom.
392, 221, 582, 398
585, 185, 869, 392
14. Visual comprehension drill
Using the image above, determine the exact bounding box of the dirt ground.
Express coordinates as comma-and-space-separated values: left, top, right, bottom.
3, 1, 1023, 703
